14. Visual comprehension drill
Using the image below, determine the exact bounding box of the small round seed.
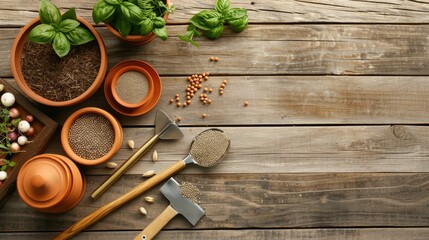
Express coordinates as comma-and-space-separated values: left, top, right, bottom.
219, 91, 224, 95
202, 113, 208, 118
176, 102, 181, 107
176, 116, 182, 122
175, 93, 179, 98
244, 101, 249, 107
169, 99, 174, 104
223, 80, 228, 84
210, 57, 215, 61
221, 83, 226, 88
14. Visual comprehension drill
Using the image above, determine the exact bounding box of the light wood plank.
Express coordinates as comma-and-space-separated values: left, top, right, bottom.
2, 0, 429, 26
3, 228, 429, 240
1, 173, 429, 231
42, 126, 429, 174
3, 24, 429, 77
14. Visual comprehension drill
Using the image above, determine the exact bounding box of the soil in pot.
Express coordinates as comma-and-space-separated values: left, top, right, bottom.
20, 41, 101, 102
68, 113, 114, 160
115, 71, 150, 104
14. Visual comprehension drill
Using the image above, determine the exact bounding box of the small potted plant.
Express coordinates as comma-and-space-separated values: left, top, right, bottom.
10, 0, 108, 107
92, 0, 174, 45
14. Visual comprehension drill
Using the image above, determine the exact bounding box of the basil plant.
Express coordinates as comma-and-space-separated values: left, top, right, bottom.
28, 0, 95, 58
92, 0, 173, 40
178, 0, 248, 47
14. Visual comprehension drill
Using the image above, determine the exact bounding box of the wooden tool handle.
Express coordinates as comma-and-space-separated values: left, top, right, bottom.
91, 135, 159, 200
133, 205, 177, 240
54, 160, 187, 240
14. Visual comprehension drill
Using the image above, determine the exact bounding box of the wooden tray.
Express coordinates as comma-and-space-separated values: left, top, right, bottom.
0, 78, 57, 208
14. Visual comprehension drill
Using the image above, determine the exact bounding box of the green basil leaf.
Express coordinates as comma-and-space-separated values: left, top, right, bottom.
187, 24, 202, 37
65, 27, 95, 45
62, 8, 77, 21
59, 19, 80, 33
0, 165, 6, 171
53, 32, 71, 57
153, 26, 168, 40
120, 2, 144, 25
227, 14, 248, 26
215, 0, 230, 14
153, 17, 165, 28
178, 34, 199, 47
230, 15, 248, 32
8, 161, 16, 167
205, 24, 224, 39
115, 17, 131, 37
27, 24, 56, 43
139, 18, 154, 35
225, 8, 247, 21
190, 10, 222, 31
105, 0, 123, 5
129, 0, 138, 5
39, 0, 62, 24
92, 0, 117, 24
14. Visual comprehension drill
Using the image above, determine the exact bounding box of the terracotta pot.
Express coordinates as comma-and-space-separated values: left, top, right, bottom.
61, 107, 123, 166
16, 154, 86, 213
106, 0, 171, 45
10, 16, 108, 107
104, 60, 162, 116
110, 65, 155, 109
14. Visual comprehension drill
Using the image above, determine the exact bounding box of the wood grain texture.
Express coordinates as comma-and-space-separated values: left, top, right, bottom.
3, 228, 429, 240
1, 173, 429, 231
5, 74, 429, 125
44, 125, 429, 174
3, 24, 429, 77
2, 0, 429, 26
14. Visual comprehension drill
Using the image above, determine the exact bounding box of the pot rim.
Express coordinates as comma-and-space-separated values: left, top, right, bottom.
10, 16, 108, 107
61, 107, 123, 166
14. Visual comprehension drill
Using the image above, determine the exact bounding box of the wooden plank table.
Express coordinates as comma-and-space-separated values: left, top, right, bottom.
2, 0, 429, 239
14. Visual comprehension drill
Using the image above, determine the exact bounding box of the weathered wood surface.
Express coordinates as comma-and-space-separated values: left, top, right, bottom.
4, 228, 429, 240
3, 24, 429, 77
42, 125, 429, 174
2, 173, 429, 231
2, 0, 429, 26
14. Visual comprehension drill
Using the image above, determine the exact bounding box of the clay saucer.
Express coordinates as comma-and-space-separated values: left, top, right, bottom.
104, 60, 162, 116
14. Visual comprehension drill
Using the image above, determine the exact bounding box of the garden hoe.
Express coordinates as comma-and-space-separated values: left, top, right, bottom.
91, 110, 183, 200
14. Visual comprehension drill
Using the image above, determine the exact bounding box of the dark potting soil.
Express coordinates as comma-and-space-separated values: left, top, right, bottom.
21, 41, 101, 102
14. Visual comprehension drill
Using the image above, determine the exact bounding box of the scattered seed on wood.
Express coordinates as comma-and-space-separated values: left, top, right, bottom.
169, 99, 174, 104
180, 182, 201, 203
176, 116, 182, 122
214, 57, 219, 62
202, 113, 208, 118
223, 80, 228, 84
142, 170, 156, 178
127, 140, 135, 149
221, 83, 226, 88
176, 102, 181, 107
209, 56, 215, 61
144, 196, 155, 203
244, 101, 249, 107
139, 207, 147, 216
152, 150, 158, 162
0, 84, 4, 92
209, 88, 213, 93
106, 162, 117, 169
219, 91, 224, 95
175, 93, 179, 98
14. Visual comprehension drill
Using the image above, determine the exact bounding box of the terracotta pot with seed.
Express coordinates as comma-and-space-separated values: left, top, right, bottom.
61, 107, 123, 166
10, 16, 108, 107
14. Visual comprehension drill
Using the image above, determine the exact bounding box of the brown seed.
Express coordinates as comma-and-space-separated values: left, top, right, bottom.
209, 88, 213, 93
144, 196, 155, 203
183, 102, 187, 107
187, 100, 191, 104
139, 207, 147, 216
186, 87, 191, 92
203, 87, 208, 92
152, 150, 158, 162
203, 100, 207, 104
206, 72, 210, 76
187, 96, 191, 100
175, 93, 179, 98
176, 116, 182, 122
127, 140, 135, 149
208, 99, 212, 104
210, 57, 215, 61
221, 83, 226, 88
219, 87, 224, 91
175, 98, 180, 102
244, 101, 249, 107
223, 80, 228, 84
214, 57, 219, 62
176, 102, 181, 107
202, 113, 208, 118
190, 93, 194, 97
187, 76, 192, 81
169, 99, 174, 104
106, 162, 117, 169
202, 73, 206, 77
198, 75, 202, 78
204, 76, 209, 80
219, 91, 224, 95
142, 170, 156, 178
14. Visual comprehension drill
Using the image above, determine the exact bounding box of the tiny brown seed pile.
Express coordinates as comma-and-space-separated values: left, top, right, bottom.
190, 130, 230, 167
68, 113, 114, 160
180, 182, 201, 203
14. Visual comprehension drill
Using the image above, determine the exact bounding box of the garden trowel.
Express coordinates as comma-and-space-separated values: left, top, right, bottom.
133, 178, 205, 240
91, 110, 183, 200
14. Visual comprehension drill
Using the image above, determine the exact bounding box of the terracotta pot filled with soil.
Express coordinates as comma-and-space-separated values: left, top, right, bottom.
104, 60, 162, 116
10, 17, 108, 107
61, 107, 123, 166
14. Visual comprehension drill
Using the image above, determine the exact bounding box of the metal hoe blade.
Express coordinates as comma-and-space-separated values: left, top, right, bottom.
160, 178, 205, 226
155, 110, 183, 139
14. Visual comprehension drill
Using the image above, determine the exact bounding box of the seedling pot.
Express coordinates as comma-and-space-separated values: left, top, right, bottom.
10, 17, 108, 107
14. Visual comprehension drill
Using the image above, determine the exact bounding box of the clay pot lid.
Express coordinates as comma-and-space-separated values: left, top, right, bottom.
17, 155, 72, 209
104, 60, 162, 116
